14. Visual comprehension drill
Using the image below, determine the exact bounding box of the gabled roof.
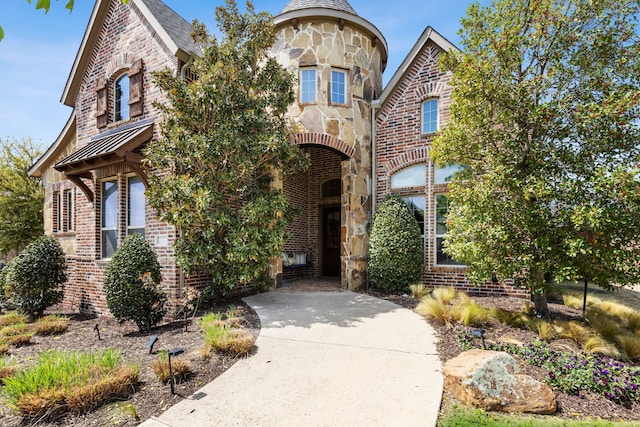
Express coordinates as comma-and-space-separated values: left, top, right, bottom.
374, 26, 459, 108
28, 112, 76, 178
280, 0, 357, 15
61, 0, 197, 107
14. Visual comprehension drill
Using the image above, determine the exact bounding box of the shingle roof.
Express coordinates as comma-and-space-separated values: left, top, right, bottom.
137, 0, 198, 55
280, 0, 358, 15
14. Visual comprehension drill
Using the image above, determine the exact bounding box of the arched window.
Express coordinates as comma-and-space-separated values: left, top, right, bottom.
391, 164, 426, 189
115, 74, 130, 121
434, 164, 464, 184
391, 164, 426, 250
322, 178, 341, 198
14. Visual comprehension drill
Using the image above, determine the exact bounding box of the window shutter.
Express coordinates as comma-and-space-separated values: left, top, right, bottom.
129, 59, 144, 117
95, 76, 108, 129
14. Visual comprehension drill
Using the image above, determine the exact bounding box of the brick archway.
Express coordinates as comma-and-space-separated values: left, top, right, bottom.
291, 133, 355, 158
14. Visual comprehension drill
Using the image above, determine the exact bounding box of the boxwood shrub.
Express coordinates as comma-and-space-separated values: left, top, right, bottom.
103, 233, 167, 332
369, 195, 424, 293
2, 236, 66, 318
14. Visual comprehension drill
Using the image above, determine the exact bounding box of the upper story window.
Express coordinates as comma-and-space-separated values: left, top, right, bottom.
422, 99, 439, 134
300, 68, 316, 104
391, 164, 426, 189
115, 74, 130, 122
331, 70, 347, 105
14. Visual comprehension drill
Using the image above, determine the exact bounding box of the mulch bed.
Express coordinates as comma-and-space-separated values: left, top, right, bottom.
0, 296, 260, 426
432, 296, 640, 422
2, 289, 639, 424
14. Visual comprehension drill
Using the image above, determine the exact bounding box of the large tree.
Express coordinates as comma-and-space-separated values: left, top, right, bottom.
145, 0, 308, 294
431, 0, 640, 310
0, 138, 44, 259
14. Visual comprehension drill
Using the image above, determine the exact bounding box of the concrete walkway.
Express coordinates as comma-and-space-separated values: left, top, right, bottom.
142, 291, 443, 427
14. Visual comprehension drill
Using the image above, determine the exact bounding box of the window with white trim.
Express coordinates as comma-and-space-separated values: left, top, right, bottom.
435, 194, 463, 266
127, 176, 146, 237
390, 164, 426, 189
331, 70, 347, 104
391, 164, 427, 253
422, 99, 438, 134
300, 68, 316, 103
115, 74, 130, 121
101, 180, 118, 259
435, 164, 464, 184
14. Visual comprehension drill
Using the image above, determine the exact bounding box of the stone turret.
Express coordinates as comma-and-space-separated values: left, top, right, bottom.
272, 0, 387, 290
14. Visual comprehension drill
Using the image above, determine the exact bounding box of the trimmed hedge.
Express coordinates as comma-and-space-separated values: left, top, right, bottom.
2, 236, 66, 317
369, 195, 424, 293
103, 234, 167, 332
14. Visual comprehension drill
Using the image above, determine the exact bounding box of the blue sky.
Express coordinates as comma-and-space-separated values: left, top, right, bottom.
0, 0, 473, 149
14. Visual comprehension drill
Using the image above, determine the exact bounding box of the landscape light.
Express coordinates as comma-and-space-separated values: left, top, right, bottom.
147, 336, 158, 354
168, 347, 185, 394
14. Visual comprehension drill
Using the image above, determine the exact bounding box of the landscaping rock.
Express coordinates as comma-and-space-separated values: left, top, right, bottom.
444, 349, 556, 414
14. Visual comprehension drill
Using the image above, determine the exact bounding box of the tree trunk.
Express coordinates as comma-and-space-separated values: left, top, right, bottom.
533, 293, 549, 317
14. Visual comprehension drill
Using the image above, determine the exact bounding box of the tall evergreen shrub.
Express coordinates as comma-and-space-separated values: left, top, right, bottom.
2, 236, 66, 317
369, 195, 424, 293
103, 234, 166, 332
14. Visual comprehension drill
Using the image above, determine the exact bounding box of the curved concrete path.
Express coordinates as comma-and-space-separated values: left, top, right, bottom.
142, 291, 443, 427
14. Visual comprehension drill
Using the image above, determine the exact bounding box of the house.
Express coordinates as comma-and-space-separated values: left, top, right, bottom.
29, 0, 526, 317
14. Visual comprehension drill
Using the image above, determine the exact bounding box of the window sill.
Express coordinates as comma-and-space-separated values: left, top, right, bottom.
432, 264, 467, 272
53, 231, 76, 238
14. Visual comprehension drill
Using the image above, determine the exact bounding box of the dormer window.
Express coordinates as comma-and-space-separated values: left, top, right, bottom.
300, 68, 316, 104
115, 74, 130, 122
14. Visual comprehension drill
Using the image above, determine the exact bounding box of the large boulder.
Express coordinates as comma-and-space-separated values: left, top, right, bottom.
444, 349, 556, 414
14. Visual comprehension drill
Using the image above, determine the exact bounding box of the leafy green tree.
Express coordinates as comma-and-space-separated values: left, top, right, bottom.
145, 0, 308, 294
369, 195, 424, 294
3, 236, 66, 318
431, 0, 640, 312
0, 138, 44, 258
103, 233, 166, 332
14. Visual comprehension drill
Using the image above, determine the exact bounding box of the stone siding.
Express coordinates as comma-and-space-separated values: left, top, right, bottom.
273, 17, 385, 290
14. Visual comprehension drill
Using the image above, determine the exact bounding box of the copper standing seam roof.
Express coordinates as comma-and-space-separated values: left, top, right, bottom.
55, 118, 154, 171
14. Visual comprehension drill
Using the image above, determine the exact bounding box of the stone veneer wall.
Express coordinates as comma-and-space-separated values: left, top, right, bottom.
273, 18, 384, 289
375, 40, 528, 299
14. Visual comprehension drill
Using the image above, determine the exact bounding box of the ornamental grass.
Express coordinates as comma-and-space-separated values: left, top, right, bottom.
150, 352, 193, 384
199, 309, 255, 357
0, 323, 34, 346
0, 311, 28, 327
32, 314, 69, 336
2, 348, 139, 418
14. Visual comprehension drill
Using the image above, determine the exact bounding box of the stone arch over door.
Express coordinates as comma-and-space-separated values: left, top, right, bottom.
291, 133, 356, 158
280, 133, 370, 291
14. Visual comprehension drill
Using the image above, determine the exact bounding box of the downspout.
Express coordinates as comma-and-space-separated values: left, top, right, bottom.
177, 55, 192, 294
371, 99, 380, 215
180, 55, 194, 80
369, 99, 380, 291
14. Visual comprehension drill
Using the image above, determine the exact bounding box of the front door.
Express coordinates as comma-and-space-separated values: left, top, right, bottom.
322, 206, 341, 277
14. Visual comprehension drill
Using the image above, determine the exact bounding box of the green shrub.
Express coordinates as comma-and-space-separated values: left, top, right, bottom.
103, 234, 167, 332
368, 195, 423, 293
2, 236, 66, 318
